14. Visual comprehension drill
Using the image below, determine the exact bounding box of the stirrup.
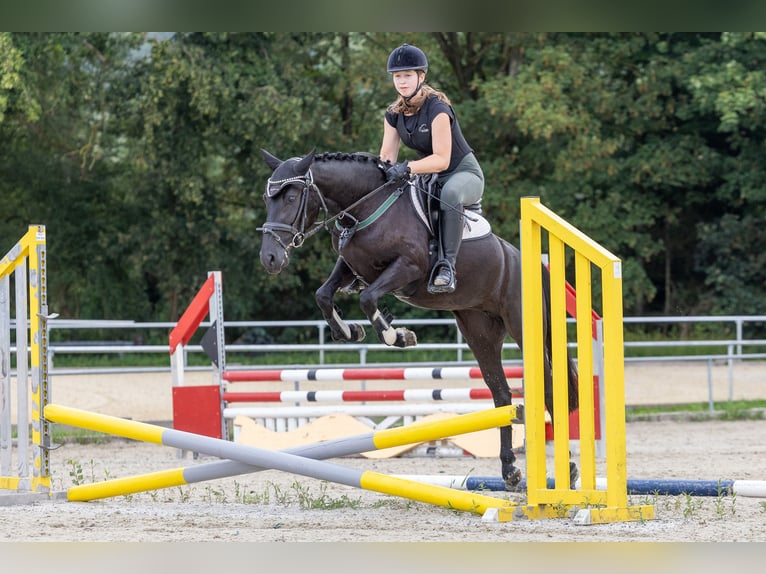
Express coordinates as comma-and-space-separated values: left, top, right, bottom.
427, 261, 456, 294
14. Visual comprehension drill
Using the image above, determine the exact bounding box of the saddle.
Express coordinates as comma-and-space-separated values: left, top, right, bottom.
408, 174, 489, 272
339, 174, 490, 295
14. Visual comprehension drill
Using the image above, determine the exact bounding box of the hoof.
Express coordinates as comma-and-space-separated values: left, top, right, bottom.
569, 461, 579, 487
331, 323, 365, 343
394, 328, 418, 348
349, 323, 366, 342
503, 466, 523, 490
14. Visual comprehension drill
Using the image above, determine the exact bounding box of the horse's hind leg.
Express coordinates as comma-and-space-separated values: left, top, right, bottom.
315, 258, 366, 342
454, 311, 522, 489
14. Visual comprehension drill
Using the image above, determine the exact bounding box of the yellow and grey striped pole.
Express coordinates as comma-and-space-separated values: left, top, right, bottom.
44, 404, 519, 515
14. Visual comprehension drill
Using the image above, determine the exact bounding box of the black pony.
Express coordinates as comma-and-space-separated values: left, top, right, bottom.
258, 149, 579, 488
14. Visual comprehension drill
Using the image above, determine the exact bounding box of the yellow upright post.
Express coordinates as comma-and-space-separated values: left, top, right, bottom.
0, 225, 50, 493
512, 198, 653, 524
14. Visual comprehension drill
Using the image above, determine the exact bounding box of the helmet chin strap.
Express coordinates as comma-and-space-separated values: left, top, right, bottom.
404, 71, 425, 103
404, 84, 422, 103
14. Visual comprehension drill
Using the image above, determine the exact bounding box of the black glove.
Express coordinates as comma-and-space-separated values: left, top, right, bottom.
385, 161, 411, 181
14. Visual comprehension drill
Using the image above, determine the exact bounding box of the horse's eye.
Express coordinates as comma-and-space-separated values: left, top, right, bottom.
285, 191, 299, 203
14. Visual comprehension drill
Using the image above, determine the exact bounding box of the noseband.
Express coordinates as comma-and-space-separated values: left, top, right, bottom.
257, 169, 329, 260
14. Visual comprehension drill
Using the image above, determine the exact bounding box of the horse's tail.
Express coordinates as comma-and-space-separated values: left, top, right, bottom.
540, 263, 580, 413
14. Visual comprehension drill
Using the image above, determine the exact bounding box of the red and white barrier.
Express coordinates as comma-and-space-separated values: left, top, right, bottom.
223, 387, 497, 403
169, 272, 600, 449
223, 365, 523, 383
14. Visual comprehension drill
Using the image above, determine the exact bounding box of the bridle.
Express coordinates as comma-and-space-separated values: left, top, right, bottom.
257, 169, 330, 260
259, 163, 405, 259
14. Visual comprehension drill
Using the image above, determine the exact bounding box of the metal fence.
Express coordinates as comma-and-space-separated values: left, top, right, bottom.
7, 314, 766, 410
34, 313, 766, 368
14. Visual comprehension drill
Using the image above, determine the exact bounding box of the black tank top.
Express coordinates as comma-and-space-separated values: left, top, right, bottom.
385, 95, 473, 174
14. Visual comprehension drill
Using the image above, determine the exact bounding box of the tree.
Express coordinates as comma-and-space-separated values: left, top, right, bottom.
3, 32, 766, 326
0, 33, 150, 319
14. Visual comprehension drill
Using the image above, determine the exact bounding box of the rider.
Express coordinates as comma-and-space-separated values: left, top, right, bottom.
379, 43, 485, 294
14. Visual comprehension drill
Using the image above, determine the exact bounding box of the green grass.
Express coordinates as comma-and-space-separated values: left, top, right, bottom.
51, 425, 117, 445
48, 347, 523, 369
626, 399, 766, 420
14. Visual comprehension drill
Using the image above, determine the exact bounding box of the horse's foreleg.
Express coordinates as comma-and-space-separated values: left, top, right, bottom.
357, 263, 419, 348
315, 258, 366, 343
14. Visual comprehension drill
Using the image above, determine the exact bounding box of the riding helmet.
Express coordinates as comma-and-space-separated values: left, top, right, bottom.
387, 44, 428, 73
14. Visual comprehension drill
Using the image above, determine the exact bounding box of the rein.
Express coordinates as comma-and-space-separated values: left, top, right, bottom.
334, 185, 403, 249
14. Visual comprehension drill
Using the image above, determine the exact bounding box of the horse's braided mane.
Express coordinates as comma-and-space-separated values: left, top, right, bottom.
315, 151, 383, 166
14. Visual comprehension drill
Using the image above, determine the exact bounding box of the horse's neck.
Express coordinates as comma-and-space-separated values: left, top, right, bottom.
313, 164, 383, 214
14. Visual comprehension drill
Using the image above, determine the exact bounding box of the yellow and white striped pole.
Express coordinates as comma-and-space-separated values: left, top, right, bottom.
45, 403, 519, 516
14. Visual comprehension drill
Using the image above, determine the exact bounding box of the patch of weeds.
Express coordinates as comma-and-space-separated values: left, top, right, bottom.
729, 492, 737, 517
632, 492, 660, 508
176, 486, 193, 503
759, 501, 766, 513
369, 498, 416, 510
86, 459, 101, 483
240, 490, 265, 504
682, 493, 703, 519
64, 458, 112, 488
203, 485, 229, 504
551, 500, 570, 518
718, 407, 764, 421
291, 480, 362, 510
233, 481, 267, 505
52, 426, 111, 445
711, 484, 737, 519
67, 459, 84, 486
633, 506, 652, 524
713, 492, 727, 519
689, 413, 713, 422
265, 481, 292, 505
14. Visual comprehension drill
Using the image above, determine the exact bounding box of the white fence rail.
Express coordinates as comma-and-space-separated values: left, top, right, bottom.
5, 315, 766, 411
9, 314, 766, 375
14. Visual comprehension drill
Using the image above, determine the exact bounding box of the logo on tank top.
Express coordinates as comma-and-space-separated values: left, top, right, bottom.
418, 124, 429, 133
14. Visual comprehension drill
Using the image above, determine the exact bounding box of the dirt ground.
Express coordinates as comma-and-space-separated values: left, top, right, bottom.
2, 361, 766, 544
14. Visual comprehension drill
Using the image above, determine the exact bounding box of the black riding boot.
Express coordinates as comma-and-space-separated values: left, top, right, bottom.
428, 209, 463, 294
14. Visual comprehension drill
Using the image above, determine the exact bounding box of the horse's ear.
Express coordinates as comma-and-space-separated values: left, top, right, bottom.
294, 148, 315, 174
261, 149, 282, 170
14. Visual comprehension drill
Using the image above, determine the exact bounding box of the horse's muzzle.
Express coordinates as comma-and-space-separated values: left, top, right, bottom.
260, 247, 288, 274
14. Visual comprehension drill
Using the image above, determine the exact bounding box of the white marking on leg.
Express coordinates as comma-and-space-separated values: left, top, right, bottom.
332, 307, 351, 339
372, 309, 397, 346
